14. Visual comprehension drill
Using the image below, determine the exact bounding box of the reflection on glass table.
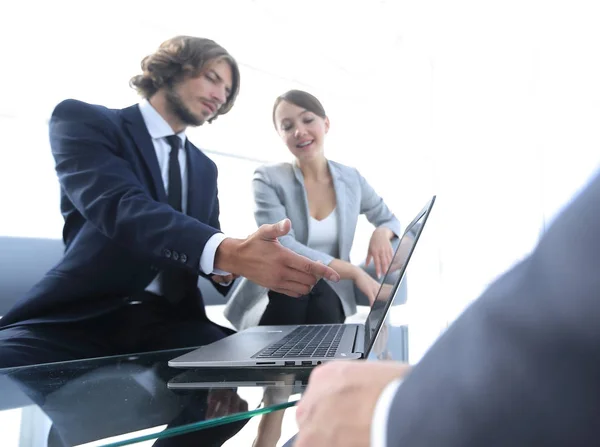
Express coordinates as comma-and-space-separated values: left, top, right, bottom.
168, 368, 312, 447
0, 349, 307, 447
0, 314, 410, 447
0, 311, 410, 447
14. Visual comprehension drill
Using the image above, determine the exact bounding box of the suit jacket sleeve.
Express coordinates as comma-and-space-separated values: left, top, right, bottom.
252, 167, 335, 265
356, 169, 402, 236
203, 181, 233, 296
50, 99, 219, 274
384, 171, 600, 446
208, 178, 222, 231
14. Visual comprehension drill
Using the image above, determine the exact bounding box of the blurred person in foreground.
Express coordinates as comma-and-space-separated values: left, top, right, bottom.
294, 169, 600, 446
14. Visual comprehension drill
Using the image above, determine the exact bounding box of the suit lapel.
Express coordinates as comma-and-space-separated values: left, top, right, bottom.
186, 141, 209, 220
292, 163, 312, 244
120, 105, 167, 203
329, 161, 351, 260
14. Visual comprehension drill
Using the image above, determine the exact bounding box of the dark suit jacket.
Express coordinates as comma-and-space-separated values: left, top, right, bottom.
386, 170, 600, 445
0, 99, 229, 327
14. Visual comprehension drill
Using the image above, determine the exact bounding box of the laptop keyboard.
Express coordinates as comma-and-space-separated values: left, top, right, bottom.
253, 325, 345, 359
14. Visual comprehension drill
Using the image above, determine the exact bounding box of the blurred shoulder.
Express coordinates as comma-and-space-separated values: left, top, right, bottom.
254, 162, 295, 182
328, 159, 362, 182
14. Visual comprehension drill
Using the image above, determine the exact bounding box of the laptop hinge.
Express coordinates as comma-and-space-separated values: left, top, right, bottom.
353, 324, 365, 356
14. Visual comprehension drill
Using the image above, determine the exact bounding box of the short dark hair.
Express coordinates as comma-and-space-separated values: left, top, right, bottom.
272, 90, 327, 128
130, 35, 240, 118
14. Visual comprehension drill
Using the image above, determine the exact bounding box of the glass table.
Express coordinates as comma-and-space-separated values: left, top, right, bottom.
0, 314, 408, 446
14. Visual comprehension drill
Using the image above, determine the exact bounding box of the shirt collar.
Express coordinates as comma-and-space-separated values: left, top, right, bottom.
138, 99, 187, 147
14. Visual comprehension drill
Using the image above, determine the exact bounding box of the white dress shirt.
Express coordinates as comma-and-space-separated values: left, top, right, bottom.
371, 379, 403, 447
137, 100, 228, 296
307, 209, 339, 257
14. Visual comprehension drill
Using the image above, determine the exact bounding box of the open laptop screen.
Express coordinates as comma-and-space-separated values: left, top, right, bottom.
363, 197, 435, 357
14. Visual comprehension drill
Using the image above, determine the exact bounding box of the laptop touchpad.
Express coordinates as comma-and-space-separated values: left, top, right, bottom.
199, 330, 289, 360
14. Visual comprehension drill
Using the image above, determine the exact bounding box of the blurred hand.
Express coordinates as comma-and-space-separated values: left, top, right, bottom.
206, 389, 249, 419
388, 235, 415, 273
295, 361, 411, 447
214, 219, 340, 297
376, 282, 395, 303
354, 270, 381, 306
366, 227, 394, 279
211, 273, 237, 285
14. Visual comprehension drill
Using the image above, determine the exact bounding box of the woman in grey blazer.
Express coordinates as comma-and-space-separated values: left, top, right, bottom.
226, 90, 401, 327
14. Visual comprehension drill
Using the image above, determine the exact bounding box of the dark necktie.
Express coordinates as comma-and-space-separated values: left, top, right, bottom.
162, 135, 186, 304
166, 135, 183, 212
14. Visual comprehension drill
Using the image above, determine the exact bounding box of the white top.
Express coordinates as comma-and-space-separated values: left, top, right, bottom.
137, 100, 228, 297
307, 209, 339, 258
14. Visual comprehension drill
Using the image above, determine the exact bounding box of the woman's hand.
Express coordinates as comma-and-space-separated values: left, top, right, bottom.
354, 270, 381, 306
366, 227, 394, 278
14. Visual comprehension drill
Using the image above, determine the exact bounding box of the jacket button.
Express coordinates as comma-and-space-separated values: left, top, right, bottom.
173, 251, 179, 261
164, 249, 172, 258
180, 254, 187, 263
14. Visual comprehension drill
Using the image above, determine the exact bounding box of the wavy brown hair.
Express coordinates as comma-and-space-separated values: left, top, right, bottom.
130, 36, 240, 118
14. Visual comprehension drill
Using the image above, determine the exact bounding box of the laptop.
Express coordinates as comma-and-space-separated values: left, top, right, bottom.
169, 196, 435, 369
167, 368, 312, 390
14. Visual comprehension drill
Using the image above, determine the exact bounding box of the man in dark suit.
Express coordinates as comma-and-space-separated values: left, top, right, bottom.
0, 36, 339, 368
294, 169, 600, 446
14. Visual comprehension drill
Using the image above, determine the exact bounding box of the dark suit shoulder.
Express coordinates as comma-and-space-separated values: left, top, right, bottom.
52, 99, 113, 118
51, 99, 123, 131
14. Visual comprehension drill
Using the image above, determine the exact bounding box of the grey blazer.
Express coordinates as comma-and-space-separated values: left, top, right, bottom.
224, 160, 401, 329
384, 171, 600, 446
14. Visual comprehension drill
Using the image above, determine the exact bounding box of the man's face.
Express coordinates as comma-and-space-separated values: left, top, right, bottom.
165, 58, 233, 127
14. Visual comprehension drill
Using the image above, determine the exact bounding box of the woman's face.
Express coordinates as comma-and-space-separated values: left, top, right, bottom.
274, 100, 330, 162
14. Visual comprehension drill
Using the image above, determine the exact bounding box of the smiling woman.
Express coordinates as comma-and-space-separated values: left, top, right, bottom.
225, 90, 403, 329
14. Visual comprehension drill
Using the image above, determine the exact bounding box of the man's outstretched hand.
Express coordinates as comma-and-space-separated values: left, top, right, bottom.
214, 219, 340, 296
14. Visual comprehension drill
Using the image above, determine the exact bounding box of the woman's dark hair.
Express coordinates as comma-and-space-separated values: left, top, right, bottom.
272, 89, 327, 128
130, 35, 240, 118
